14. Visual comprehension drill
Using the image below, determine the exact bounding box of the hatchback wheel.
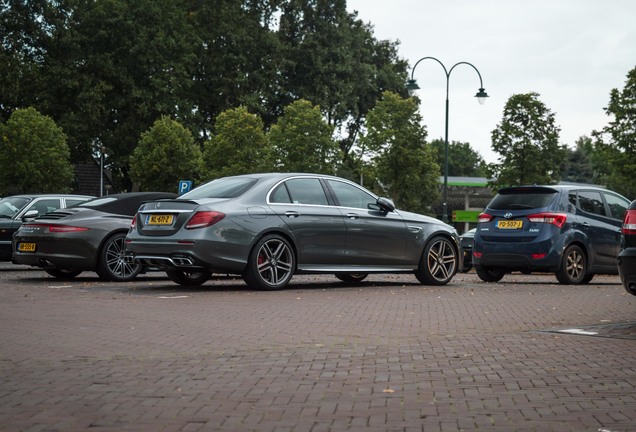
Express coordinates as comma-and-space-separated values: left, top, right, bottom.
556, 245, 588, 284
475, 266, 505, 282
45, 268, 82, 280
96, 232, 142, 282
244, 234, 295, 290
415, 236, 458, 285
166, 269, 211, 286
335, 273, 368, 283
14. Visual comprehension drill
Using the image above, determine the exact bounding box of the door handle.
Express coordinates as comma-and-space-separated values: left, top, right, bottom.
285, 211, 300, 218
346, 213, 359, 220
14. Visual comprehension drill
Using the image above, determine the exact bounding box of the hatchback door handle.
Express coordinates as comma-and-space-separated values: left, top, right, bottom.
285, 211, 300, 218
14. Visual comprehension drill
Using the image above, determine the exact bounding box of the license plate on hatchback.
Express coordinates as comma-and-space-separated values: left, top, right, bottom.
497, 220, 523, 229
146, 214, 174, 225
18, 242, 36, 252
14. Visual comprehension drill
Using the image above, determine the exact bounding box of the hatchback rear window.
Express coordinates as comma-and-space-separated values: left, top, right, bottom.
488, 188, 558, 210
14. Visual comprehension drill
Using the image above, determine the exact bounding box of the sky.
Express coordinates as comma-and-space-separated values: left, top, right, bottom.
346, 0, 636, 163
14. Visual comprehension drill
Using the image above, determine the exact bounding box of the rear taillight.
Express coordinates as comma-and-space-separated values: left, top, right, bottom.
622, 209, 636, 235
48, 225, 90, 233
186, 211, 225, 229
527, 212, 567, 229
478, 213, 493, 223
130, 214, 137, 230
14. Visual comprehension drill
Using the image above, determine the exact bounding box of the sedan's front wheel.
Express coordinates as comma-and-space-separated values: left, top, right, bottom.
414, 236, 458, 285
244, 234, 295, 290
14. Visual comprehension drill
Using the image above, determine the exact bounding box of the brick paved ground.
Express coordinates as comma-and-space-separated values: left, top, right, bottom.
0, 264, 634, 431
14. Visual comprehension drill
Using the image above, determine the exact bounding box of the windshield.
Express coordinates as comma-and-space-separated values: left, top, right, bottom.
488, 189, 558, 210
181, 177, 258, 200
79, 197, 117, 207
0, 197, 31, 218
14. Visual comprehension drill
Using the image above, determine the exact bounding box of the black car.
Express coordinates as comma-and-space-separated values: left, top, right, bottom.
12, 192, 176, 281
473, 185, 630, 284
459, 228, 476, 272
618, 200, 636, 295
0, 194, 93, 261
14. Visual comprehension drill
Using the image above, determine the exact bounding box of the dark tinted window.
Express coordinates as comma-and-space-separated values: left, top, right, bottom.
270, 184, 292, 203
283, 178, 329, 205
182, 177, 257, 199
604, 192, 630, 220
488, 189, 557, 210
577, 191, 606, 216
327, 179, 376, 209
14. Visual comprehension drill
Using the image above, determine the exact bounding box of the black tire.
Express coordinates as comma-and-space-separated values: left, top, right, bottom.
166, 269, 211, 286
243, 234, 295, 290
414, 236, 458, 285
334, 273, 368, 283
45, 268, 82, 280
556, 245, 587, 284
475, 266, 505, 282
96, 232, 142, 282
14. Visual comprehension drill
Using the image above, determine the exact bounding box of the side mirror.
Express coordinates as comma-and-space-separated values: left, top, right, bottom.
22, 209, 39, 221
376, 197, 396, 212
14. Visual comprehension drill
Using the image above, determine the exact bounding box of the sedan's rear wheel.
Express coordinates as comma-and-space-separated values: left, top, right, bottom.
244, 234, 295, 290
45, 268, 82, 280
475, 266, 505, 282
334, 273, 368, 283
96, 232, 142, 282
414, 236, 458, 285
556, 245, 587, 284
166, 269, 211, 286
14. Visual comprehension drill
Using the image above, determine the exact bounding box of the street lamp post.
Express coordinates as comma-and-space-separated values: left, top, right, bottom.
406, 57, 488, 223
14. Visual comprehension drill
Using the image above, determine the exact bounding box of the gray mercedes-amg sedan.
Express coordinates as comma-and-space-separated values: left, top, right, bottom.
124, 173, 463, 289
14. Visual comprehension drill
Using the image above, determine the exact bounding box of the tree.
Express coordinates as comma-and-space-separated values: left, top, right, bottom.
429, 139, 488, 177
592, 66, 636, 198
560, 136, 596, 184
489, 92, 566, 189
277, 0, 409, 161
129, 116, 203, 192
38, 0, 198, 189
360, 91, 439, 214
0, 107, 73, 194
203, 107, 274, 179
268, 99, 340, 173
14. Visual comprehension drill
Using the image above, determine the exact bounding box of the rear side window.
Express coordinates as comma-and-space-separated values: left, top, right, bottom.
577, 191, 606, 217
488, 190, 557, 210
283, 178, 329, 205
604, 192, 630, 220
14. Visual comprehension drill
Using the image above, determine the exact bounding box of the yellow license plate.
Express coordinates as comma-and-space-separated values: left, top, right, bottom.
18, 242, 36, 252
146, 214, 174, 225
497, 220, 523, 229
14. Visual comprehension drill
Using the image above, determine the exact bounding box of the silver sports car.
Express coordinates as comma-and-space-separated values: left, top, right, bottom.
12, 192, 177, 281
124, 173, 463, 289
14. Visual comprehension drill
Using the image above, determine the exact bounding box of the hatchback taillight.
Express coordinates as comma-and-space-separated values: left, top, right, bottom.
478, 213, 493, 223
527, 212, 567, 229
622, 209, 636, 235
186, 211, 225, 229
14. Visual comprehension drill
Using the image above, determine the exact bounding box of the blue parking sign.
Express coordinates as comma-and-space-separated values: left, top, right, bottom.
178, 180, 193, 194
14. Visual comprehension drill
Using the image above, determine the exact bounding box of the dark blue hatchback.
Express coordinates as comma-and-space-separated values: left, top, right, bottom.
473, 185, 630, 284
